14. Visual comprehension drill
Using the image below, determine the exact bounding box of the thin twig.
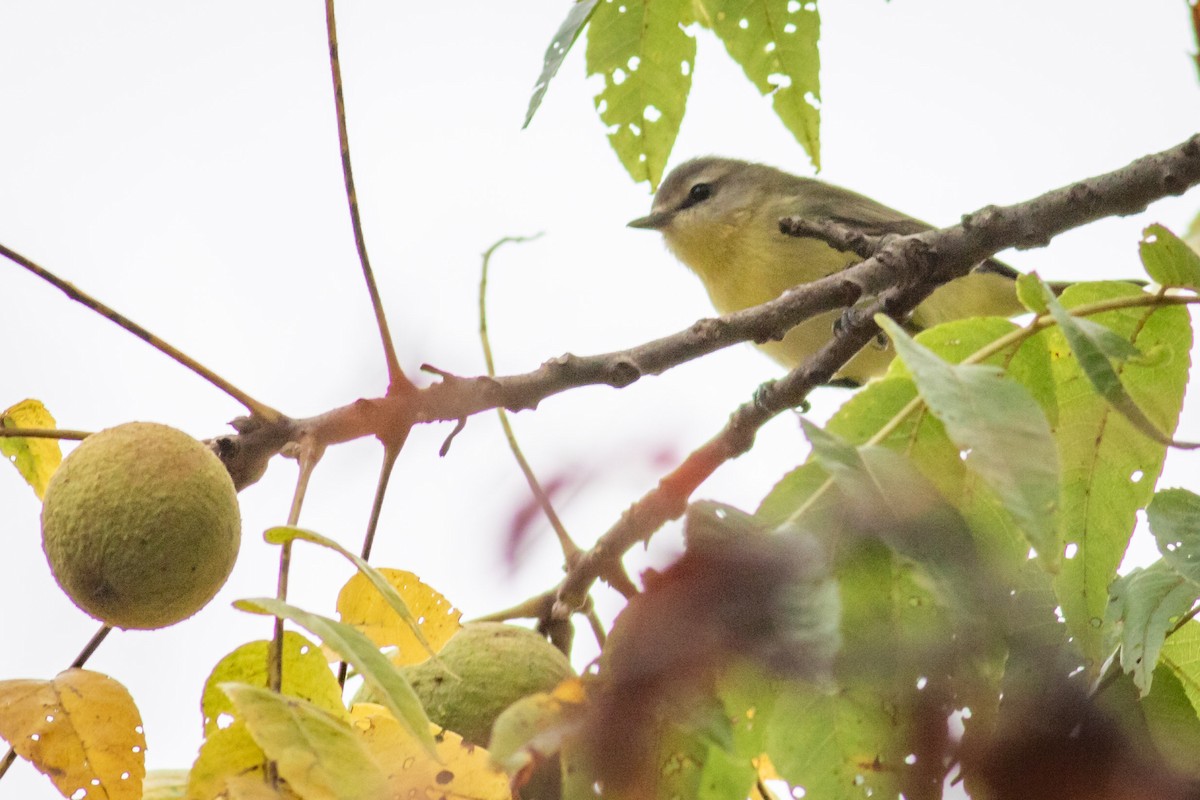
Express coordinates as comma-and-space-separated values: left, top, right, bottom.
0, 428, 90, 440
0, 625, 111, 783
478, 235, 582, 562
323, 0, 411, 396
267, 441, 324, 693
0, 242, 282, 422
338, 443, 402, 688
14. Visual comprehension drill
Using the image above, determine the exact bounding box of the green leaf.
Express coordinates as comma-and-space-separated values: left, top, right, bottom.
233, 598, 436, 756
696, 741, 757, 800
1050, 282, 1192, 669
1148, 488, 1200, 585
1140, 224, 1200, 290
1015, 272, 1049, 314
1, 398, 62, 499
200, 632, 345, 737
143, 770, 188, 800
585, 0, 695, 187
525, 0, 601, 128
1159, 619, 1200, 717
764, 682, 902, 800
264, 526, 439, 662
1040, 278, 1192, 450
697, 0, 821, 169
1140, 664, 1200, 778
877, 315, 1061, 570
1106, 561, 1200, 695
221, 683, 386, 800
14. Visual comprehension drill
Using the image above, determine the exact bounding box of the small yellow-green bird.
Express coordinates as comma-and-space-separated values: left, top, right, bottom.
628, 157, 1028, 385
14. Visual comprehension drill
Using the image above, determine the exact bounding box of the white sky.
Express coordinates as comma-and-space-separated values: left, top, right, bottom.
1, 2, 1197, 797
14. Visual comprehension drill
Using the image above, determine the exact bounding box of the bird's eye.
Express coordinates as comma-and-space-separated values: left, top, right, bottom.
686, 182, 713, 205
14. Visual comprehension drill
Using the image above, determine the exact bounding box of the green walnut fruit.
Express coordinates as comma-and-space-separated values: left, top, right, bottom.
41, 421, 241, 630
359, 622, 573, 745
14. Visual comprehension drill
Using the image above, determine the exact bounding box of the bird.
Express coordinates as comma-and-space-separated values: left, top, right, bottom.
628, 156, 1029, 385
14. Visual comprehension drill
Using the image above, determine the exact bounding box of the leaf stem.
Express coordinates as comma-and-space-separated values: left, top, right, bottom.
0, 428, 90, 441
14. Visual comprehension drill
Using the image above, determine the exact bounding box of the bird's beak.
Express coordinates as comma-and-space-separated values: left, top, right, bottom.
627, 210, 673, 230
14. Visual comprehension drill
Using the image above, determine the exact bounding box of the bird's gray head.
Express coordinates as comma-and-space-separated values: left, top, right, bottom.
627, 157, 788, 232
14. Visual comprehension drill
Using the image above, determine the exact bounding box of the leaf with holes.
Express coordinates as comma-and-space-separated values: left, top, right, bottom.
525, 0, 601, 127
1140, 224, 1200, 290
0, 668, 145, 800
0, 398, 62, 499
336, 567, 461, 666
351, 703, 511, 800
200, 632, 345, 737
234, 597, 436, 755
698, 0, 821, 169
1148, 488, 1200, 585
1049, 282, 1191, 669
878, 316, 1061, 571
585, 0, 695, 187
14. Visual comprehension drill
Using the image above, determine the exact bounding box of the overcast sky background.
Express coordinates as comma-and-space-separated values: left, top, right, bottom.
1, 2, 1198, 797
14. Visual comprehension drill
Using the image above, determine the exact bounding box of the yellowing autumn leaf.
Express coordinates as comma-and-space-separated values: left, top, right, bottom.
1, 398, 62, 499
186, 722, 266, 800
350, 703, 511, 800
337, 569, 461, 665
222, 683, 386, 800
0, 668, 145, 800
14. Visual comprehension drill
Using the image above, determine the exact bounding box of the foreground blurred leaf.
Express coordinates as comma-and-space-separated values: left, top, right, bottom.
0, 398, 61, 499
697, 0, 821, 169
223, 683, 386, 800
201, 632, 344, 736
585, 0, 695, 187
1140, 224, 1200, 290
525, 0, 601, 127
1159, 620, 1200, 717
234, 598, 436, 755
1106, 561, 1200, 695
350, 704, 511, 800
0, 668, 145, 800
878, 316, 1061, 570
1050, 282, 1191, 667
336, 567, 461, 666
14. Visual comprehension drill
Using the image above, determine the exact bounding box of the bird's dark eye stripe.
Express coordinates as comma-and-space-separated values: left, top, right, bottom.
681, 182, 713, 209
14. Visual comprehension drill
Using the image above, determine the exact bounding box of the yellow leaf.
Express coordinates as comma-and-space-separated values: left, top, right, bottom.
1, 398, 62, 499
0, 668, 145, 800
219, 774, 303, 799
337, 569, 462, 665
223, 683, 386, 800
186, 723, 266, 800
201, 633, 346, 735
142, 769, 189, 800
350, 703, 511, 800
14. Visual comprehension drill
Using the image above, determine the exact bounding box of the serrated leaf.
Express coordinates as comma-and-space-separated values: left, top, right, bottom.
1040, 279, 1192, 450
267, 527, 452, 663
222, 683, 386, 800
201, 632, 345, 737
1050, 282, 1192, 669
233, 598, 436, 756
0, 668, 145, 800
1148, 488, 1200, 585
350, 704, 511, 800
1140, 224, 1200, 289
699, 0, 821, 169
1106, 561, 1200, 695
1159, 619, 1200, 717
878, 315, 1061, 570
525, 0, 601, 127
1, 398, 62, 499
335, 567, 461, 666
585, 0, 695, 187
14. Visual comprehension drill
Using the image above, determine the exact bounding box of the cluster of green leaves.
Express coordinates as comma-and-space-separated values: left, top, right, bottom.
513, 224, 1196, 800
526, 0, 821, 187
